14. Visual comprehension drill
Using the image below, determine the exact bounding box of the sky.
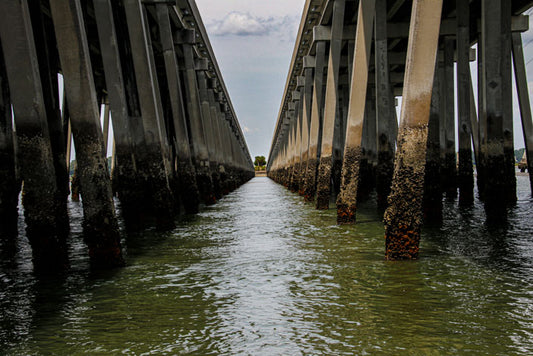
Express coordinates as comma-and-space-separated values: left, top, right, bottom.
194, 2, 533, 162
195, 0, 306, 159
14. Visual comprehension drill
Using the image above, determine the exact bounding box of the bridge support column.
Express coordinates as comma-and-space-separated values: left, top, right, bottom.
93, 0, 146, 228
375, 0, 397, 210
124, 0, 176, 229
300, 67, 314, 196
197, 71, 221, 200
360, 85, 377, 198
480, 0, 515, 219
457, 0, 474, 205
512, 32, 533, 194
289, 91, 302, 193
29, 1, 70, 222
50, 0, 124, 267
177, 30, 216, 205
304, 42, 327, 202
316, 0, 345, 209
442, 37, 457, 199
384, 0, 442, 260
208, 87, 226, 197
0, 0, 68, 270
424, 66, 443, 223
0, 43, 19, 238
336, 0, 375, 224
155, 5, 200, 214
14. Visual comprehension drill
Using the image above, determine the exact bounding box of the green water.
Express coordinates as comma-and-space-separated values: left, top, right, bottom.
1, 177, 533, 355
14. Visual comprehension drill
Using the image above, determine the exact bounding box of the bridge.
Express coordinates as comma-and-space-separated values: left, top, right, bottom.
0, 0, 254, 270
268, 0, 533, 260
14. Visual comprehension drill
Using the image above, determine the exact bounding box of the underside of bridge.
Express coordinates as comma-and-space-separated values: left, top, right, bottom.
268, 0, 533, 260
0, 0, 254, 271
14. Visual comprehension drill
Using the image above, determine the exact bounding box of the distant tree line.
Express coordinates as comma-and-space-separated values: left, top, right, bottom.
254, 156, 266, 171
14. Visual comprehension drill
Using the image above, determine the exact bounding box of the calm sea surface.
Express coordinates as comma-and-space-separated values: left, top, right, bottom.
1, 176, 532, 355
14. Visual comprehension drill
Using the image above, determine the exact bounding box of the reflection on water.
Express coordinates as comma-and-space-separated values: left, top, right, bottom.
1, 177, 533, 354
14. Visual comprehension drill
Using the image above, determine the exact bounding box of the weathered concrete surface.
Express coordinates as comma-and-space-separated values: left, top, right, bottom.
315, 0, 345, 210
50, 0, 124, 267
375, 0, 397, 211
456, 0, 474, 205
384, 0, 442, 260
316, 155, 333, 209
423, 69, 443, 223
303, 43, 327, 202
512, 32, 533, 194
442, 37, 457, 200
337, 147, 362, 224
0, 0, 69, 270
93, 0, 146, 229
481, 0, 515, 219
385, 125, 429, 259
124, 0, 176, 229
336, 0, 375, 224
0, 41, 19, 238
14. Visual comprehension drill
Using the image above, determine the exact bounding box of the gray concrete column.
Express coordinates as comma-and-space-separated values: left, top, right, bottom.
336, 0, 375, 224
176, 29, 215, 205
155, 4, 200, 213
423, 64, 443, 223
456, 0, 474, 205
481, 0, 515, 219
93, 0, 146, 227
375, 0, 397, 210
28, 0, 70, 214
0, 41, 19, 238
512, 32, 533, 194
49, 0, 124, 267
384, 0, 442, 260
0, 0, 68, 269
442, 37, 457, 199
208, 87, 227, 196
299, 65, 314, 196
124, 0, 176, 229
304, 41, 327, 202
196, 70, 221, 201
316, 0, 346, 210
289, 89, 303, 193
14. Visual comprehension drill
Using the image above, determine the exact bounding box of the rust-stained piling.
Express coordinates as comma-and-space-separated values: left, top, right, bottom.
384, 0, 442, 260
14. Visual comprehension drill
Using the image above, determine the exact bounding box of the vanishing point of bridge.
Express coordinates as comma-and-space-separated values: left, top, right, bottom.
0, 0, 254, 270
268, 0, 533, 259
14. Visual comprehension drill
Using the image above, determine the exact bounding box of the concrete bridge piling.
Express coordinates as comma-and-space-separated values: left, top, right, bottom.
0, 0, 254, 271
268, 0, 533, 260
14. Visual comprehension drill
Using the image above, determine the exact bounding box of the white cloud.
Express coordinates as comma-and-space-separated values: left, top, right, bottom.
208, 11, 299, 39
